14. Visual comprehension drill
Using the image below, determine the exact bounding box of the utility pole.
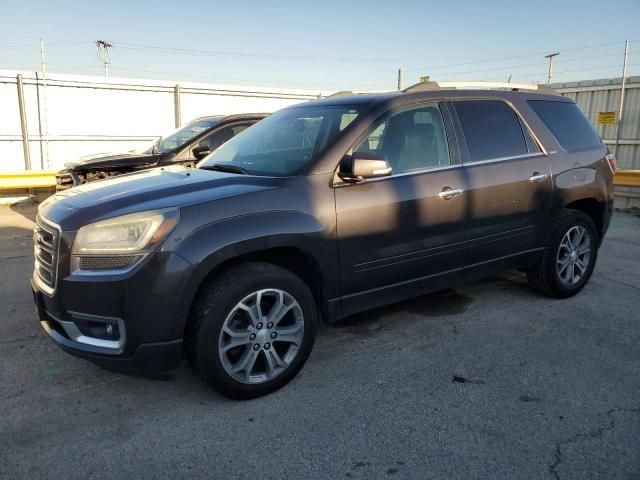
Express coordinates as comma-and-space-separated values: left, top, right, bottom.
614, 40, 629, 155
96, 40, 113, 77
544, 52, 559, 84
397, 68, 403, 91
40, 37, 50, 168
16, 75, 31, 170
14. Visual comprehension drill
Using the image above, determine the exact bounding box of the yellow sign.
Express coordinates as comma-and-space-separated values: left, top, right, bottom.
597, 112, 617, 124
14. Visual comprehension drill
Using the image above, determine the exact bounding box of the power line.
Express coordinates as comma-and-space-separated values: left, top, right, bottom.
475, 63, 640, 82
116, 42, 421, 64
440, 53, 624, 78
0, 41, 90, 49
404, 40, 629, 73
107, 66, 382, 90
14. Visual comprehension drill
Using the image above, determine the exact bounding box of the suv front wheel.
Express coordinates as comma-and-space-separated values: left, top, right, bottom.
527, 209, 599, 298
188, 262, 317, 399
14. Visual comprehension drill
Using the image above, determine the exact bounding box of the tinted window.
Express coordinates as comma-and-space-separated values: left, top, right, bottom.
199, 123, 252, 151
199, 106, 363, 176
528, 100, 601, 151
453, 101, 528, 162
355, 103, 450, 174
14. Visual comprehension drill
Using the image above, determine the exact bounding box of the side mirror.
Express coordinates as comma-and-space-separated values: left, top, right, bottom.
338, 151, 392, 182
193, 145, 211, 160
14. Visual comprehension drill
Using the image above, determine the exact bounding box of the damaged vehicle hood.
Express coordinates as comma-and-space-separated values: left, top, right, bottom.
64, 152, 161, 171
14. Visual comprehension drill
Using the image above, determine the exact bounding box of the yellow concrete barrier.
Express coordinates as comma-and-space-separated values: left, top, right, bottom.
614, 169, 640, 188
0, 170, 57, 189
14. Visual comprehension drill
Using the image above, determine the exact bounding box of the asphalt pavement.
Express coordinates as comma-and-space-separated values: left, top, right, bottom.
1, 204, 638, 480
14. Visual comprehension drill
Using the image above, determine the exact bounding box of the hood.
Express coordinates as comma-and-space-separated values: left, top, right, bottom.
64, 152, 160, 171
39, 166, 278, 230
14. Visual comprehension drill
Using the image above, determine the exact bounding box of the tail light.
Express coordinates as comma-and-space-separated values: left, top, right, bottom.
605, 153, 617, 172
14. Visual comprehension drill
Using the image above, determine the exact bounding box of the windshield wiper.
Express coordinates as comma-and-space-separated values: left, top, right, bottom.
201, 164, 250, 175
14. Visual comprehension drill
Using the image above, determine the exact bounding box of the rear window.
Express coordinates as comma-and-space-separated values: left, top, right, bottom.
453, 100, 529, 162
528, 100, 601, 151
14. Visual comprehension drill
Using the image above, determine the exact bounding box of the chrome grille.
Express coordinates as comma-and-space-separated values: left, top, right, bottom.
34, 217, 60, 292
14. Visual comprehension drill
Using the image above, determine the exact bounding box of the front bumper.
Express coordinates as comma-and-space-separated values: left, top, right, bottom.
32, 249, 194, 374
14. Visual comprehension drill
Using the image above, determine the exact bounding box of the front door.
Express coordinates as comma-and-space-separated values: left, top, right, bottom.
335, 102, 468, 315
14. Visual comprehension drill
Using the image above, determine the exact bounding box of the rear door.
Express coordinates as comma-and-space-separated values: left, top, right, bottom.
335, 102, 468, 314
450, 99, 552, 270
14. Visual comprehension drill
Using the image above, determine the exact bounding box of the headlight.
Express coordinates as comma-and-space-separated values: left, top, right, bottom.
72, 209, 179, 270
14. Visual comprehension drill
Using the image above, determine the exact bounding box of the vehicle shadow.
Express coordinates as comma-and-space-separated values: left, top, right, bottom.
95, 270, 536, 404
324, 270, 532, 333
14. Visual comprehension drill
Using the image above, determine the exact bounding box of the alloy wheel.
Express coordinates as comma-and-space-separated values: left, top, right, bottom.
556, 225, 591, 285
218, 289, 304, 384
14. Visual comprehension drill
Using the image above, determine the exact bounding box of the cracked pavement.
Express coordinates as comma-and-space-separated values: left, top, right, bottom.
0, 205, 639, 480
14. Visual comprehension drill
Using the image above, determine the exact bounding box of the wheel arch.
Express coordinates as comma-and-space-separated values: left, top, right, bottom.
564, 197, 605, 243
169, 210, 338, 340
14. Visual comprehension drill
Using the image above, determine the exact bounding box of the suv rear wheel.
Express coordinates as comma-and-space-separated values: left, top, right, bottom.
527, 209, 598, 298
188, 262, 317, 399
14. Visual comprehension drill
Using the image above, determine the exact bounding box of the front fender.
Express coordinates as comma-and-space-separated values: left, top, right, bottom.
167, 210, 337, 337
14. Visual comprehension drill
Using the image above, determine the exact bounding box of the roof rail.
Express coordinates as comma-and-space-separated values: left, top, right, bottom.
404, 81, 553, 93
326, 90, 355, 98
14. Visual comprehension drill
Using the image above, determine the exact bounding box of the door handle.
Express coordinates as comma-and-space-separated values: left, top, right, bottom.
529, 173, 548, 182
438, 187, 464, 200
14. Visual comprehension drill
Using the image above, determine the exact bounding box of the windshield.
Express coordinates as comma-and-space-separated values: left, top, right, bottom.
149, 119, 220, 154
197, 105, 362, 176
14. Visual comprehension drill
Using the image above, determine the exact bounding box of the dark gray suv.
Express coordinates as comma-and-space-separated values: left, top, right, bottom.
32, 82, 615, 399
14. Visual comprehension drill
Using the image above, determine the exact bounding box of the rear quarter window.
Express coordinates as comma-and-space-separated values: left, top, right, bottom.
527, 100, 602, 151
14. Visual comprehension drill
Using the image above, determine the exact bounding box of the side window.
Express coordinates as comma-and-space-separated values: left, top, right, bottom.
354, 103, 450, 174
453, 100, 529, 162
175, 123, 252, 161
528, 100, 602, 151
340, 112, 359, 130
198, 124, 246, 152
232, 124, 250, 136
522, 122, 541, 153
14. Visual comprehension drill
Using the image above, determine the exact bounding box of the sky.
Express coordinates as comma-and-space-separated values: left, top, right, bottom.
1, 0, 639, 91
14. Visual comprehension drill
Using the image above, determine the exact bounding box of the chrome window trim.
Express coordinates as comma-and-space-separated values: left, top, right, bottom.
461, 152, 546, 167
335, 163, 463, 188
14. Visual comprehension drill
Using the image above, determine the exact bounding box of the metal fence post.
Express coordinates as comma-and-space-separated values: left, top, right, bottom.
16, 74, 31, 170
174, 84, 181, 128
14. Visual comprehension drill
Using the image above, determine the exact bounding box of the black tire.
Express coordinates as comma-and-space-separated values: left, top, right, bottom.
187, 262, 317, 399
527, 209, 599, 298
